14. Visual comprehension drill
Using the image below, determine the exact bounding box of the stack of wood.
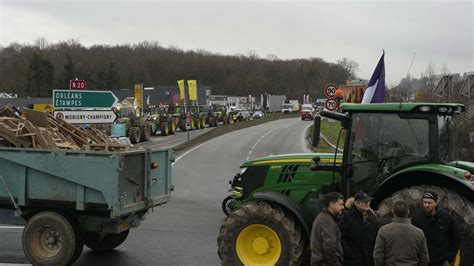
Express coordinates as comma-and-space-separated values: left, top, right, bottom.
0, 104, 132, 152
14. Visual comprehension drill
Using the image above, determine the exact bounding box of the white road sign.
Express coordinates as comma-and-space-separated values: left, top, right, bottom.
53, 110, 117, 124
324, 84, 338, 98
324, 98, 339, 111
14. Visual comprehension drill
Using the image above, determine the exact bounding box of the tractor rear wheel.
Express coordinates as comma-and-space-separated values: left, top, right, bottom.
128, 126, 141, 144
169, 120, 176, 134
141, 123, 151, 141
84, 230, 129, 251
160, 122, 169, 136
377, 185, 474, 265
217, 201, 304, 266
195, 119, 201, 130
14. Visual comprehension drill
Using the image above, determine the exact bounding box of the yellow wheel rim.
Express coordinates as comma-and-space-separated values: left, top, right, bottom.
236, 224, 281, 266
172, 122, 176, 132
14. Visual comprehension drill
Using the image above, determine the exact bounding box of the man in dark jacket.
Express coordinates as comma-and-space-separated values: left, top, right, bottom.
412, 191, 462, 266
339, 191, 378, 266
311, 191, 345, 266
373, 200, 429, 266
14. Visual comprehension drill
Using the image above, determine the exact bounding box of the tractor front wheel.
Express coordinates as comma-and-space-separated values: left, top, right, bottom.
377, 185, 474, 266
218, 201, 303, 266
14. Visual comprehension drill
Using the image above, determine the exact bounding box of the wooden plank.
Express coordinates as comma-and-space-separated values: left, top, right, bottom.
23, 108, 49, 127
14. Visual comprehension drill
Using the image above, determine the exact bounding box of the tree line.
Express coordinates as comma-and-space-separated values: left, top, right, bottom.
0, 38, 357, 100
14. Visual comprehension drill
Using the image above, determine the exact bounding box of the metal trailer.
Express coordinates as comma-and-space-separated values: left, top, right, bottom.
0, 146, 173, 265
267, 95, 286, 113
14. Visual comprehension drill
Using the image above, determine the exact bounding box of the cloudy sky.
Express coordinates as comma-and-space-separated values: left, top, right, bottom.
0, 0, 472, 85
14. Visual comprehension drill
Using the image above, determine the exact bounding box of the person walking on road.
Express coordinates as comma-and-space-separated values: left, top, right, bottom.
373, 200, 430, 266
339, 191, 378, 266
412, 191, 462, 266
311, 191, 345, 266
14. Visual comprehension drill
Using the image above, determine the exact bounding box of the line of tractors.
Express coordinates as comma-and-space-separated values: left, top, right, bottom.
110, 104, 239, 144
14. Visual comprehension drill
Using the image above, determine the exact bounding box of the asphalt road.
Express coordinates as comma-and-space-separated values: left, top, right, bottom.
0, 117, 313, 265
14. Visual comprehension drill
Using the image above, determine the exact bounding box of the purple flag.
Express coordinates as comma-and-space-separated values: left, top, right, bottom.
362, 53, 385, 103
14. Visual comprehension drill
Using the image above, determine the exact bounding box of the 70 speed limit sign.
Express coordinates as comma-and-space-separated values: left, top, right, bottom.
324, 98, 339, 111
324, 84, 338, 98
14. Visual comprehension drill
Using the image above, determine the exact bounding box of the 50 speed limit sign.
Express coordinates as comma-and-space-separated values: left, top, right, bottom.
324, 98, 339, 111
324, 84, 338, 98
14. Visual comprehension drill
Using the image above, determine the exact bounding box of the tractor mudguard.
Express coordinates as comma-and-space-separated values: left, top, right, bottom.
372, 168, 474, 206
253, 191, 312, 238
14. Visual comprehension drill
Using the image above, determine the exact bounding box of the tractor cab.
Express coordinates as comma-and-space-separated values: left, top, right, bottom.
312, 103, 467, 199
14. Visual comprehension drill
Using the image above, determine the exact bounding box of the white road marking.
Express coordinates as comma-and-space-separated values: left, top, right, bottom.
246, 126, 279, 161
0, 226, 23, 229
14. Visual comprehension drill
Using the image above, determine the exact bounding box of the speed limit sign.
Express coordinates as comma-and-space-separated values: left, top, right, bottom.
324, 84, 338, 98
324, 98, 339, 111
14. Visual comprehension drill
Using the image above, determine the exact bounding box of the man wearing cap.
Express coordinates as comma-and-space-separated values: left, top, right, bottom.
338, 191, 378, 266
412, 190, 461, 266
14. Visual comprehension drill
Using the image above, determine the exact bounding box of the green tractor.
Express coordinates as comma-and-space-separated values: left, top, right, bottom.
148, 105, 177, 136
115, 106, 152, 144
217, 103, 473, 265
169, 104, 200, 132
188, 105, 207, 130
207, 104, 231, 127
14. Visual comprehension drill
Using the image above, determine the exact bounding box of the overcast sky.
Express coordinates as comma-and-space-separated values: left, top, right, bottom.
0, 0, 472, 85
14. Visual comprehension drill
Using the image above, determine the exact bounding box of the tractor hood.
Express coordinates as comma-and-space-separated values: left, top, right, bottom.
242, 153, 342, 167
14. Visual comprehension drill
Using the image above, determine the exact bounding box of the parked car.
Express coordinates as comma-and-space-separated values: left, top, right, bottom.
252, 110, 265, 119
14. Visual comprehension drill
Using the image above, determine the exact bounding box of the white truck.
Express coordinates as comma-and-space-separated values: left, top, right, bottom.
282, 100, 299, 114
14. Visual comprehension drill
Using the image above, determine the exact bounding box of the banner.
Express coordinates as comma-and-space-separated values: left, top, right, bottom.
134, 83, 143, 109
177, 80, 185, 100
187, 80, 198, 101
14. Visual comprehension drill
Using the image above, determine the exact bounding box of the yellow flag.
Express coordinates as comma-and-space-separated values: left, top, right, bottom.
187, 80, 197, 101
177, 80, 185, 100
134, 83, 143, 108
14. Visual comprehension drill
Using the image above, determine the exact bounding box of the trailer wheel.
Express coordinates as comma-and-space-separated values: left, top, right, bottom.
22, 211, 84, 266
128, 126, 141, 144
84, 230, 130, 251
160, 122, 169, 136
218, 201, 303, 266
377, 185, 474, 265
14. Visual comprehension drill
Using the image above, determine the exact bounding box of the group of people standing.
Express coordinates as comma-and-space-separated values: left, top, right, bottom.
311, 191, 462, 266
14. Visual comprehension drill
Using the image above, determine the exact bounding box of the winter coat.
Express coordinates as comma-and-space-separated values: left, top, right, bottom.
373, 217, 430, 266
338, 207, 378, 266
412, 209, 462, 265
311, 209, 343, 266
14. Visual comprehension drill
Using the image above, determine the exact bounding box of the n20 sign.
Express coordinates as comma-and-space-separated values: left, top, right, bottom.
324, 98, 339, 111
70, 80, 86, 90
324, 84, 338, 98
